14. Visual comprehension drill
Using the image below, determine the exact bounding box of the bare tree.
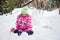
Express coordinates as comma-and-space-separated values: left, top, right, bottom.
59, 8, 60, 15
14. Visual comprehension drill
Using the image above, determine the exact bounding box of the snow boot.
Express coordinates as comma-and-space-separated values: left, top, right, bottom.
17, 30, 22, 36
13, 29, 22, 36
27, 30, 33, 35
14, 29, 18, 33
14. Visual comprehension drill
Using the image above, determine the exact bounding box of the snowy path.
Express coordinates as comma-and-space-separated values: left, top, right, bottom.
0, 8, 60, 40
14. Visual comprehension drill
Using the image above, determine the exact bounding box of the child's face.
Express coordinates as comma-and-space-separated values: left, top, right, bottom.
22, 14, 27, 16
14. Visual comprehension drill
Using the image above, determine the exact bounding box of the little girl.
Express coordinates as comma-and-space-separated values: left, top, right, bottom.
11, 7, 33, 36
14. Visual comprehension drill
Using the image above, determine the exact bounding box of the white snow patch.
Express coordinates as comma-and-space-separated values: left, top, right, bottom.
0, 8, 60, 40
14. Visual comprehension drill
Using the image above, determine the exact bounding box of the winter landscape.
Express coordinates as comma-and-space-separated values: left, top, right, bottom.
0, 7, 60, 40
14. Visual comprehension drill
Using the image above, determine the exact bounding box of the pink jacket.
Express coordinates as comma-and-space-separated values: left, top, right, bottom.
16, 14, 32, 32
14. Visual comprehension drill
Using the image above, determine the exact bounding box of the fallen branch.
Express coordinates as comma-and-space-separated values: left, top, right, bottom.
22, 0, 33, 7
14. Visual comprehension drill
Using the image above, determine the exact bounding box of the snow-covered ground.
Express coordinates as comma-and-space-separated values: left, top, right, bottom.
0, 8, 60, 40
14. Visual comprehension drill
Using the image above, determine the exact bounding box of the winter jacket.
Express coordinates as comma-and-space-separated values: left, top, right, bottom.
16, 14, 32, 32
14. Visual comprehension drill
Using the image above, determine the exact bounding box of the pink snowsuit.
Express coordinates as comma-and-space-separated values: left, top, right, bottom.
16, 14, 32, 32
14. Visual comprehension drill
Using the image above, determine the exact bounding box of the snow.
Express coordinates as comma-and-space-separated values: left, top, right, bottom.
0, 8, 60, 40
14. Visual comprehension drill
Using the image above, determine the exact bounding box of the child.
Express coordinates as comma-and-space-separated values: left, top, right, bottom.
11, 7, 33, 36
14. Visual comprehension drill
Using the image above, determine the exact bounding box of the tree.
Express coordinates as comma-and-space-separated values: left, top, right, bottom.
51, 0, 60, 8
2, 0, 18, 14
0, 0, 3, 12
